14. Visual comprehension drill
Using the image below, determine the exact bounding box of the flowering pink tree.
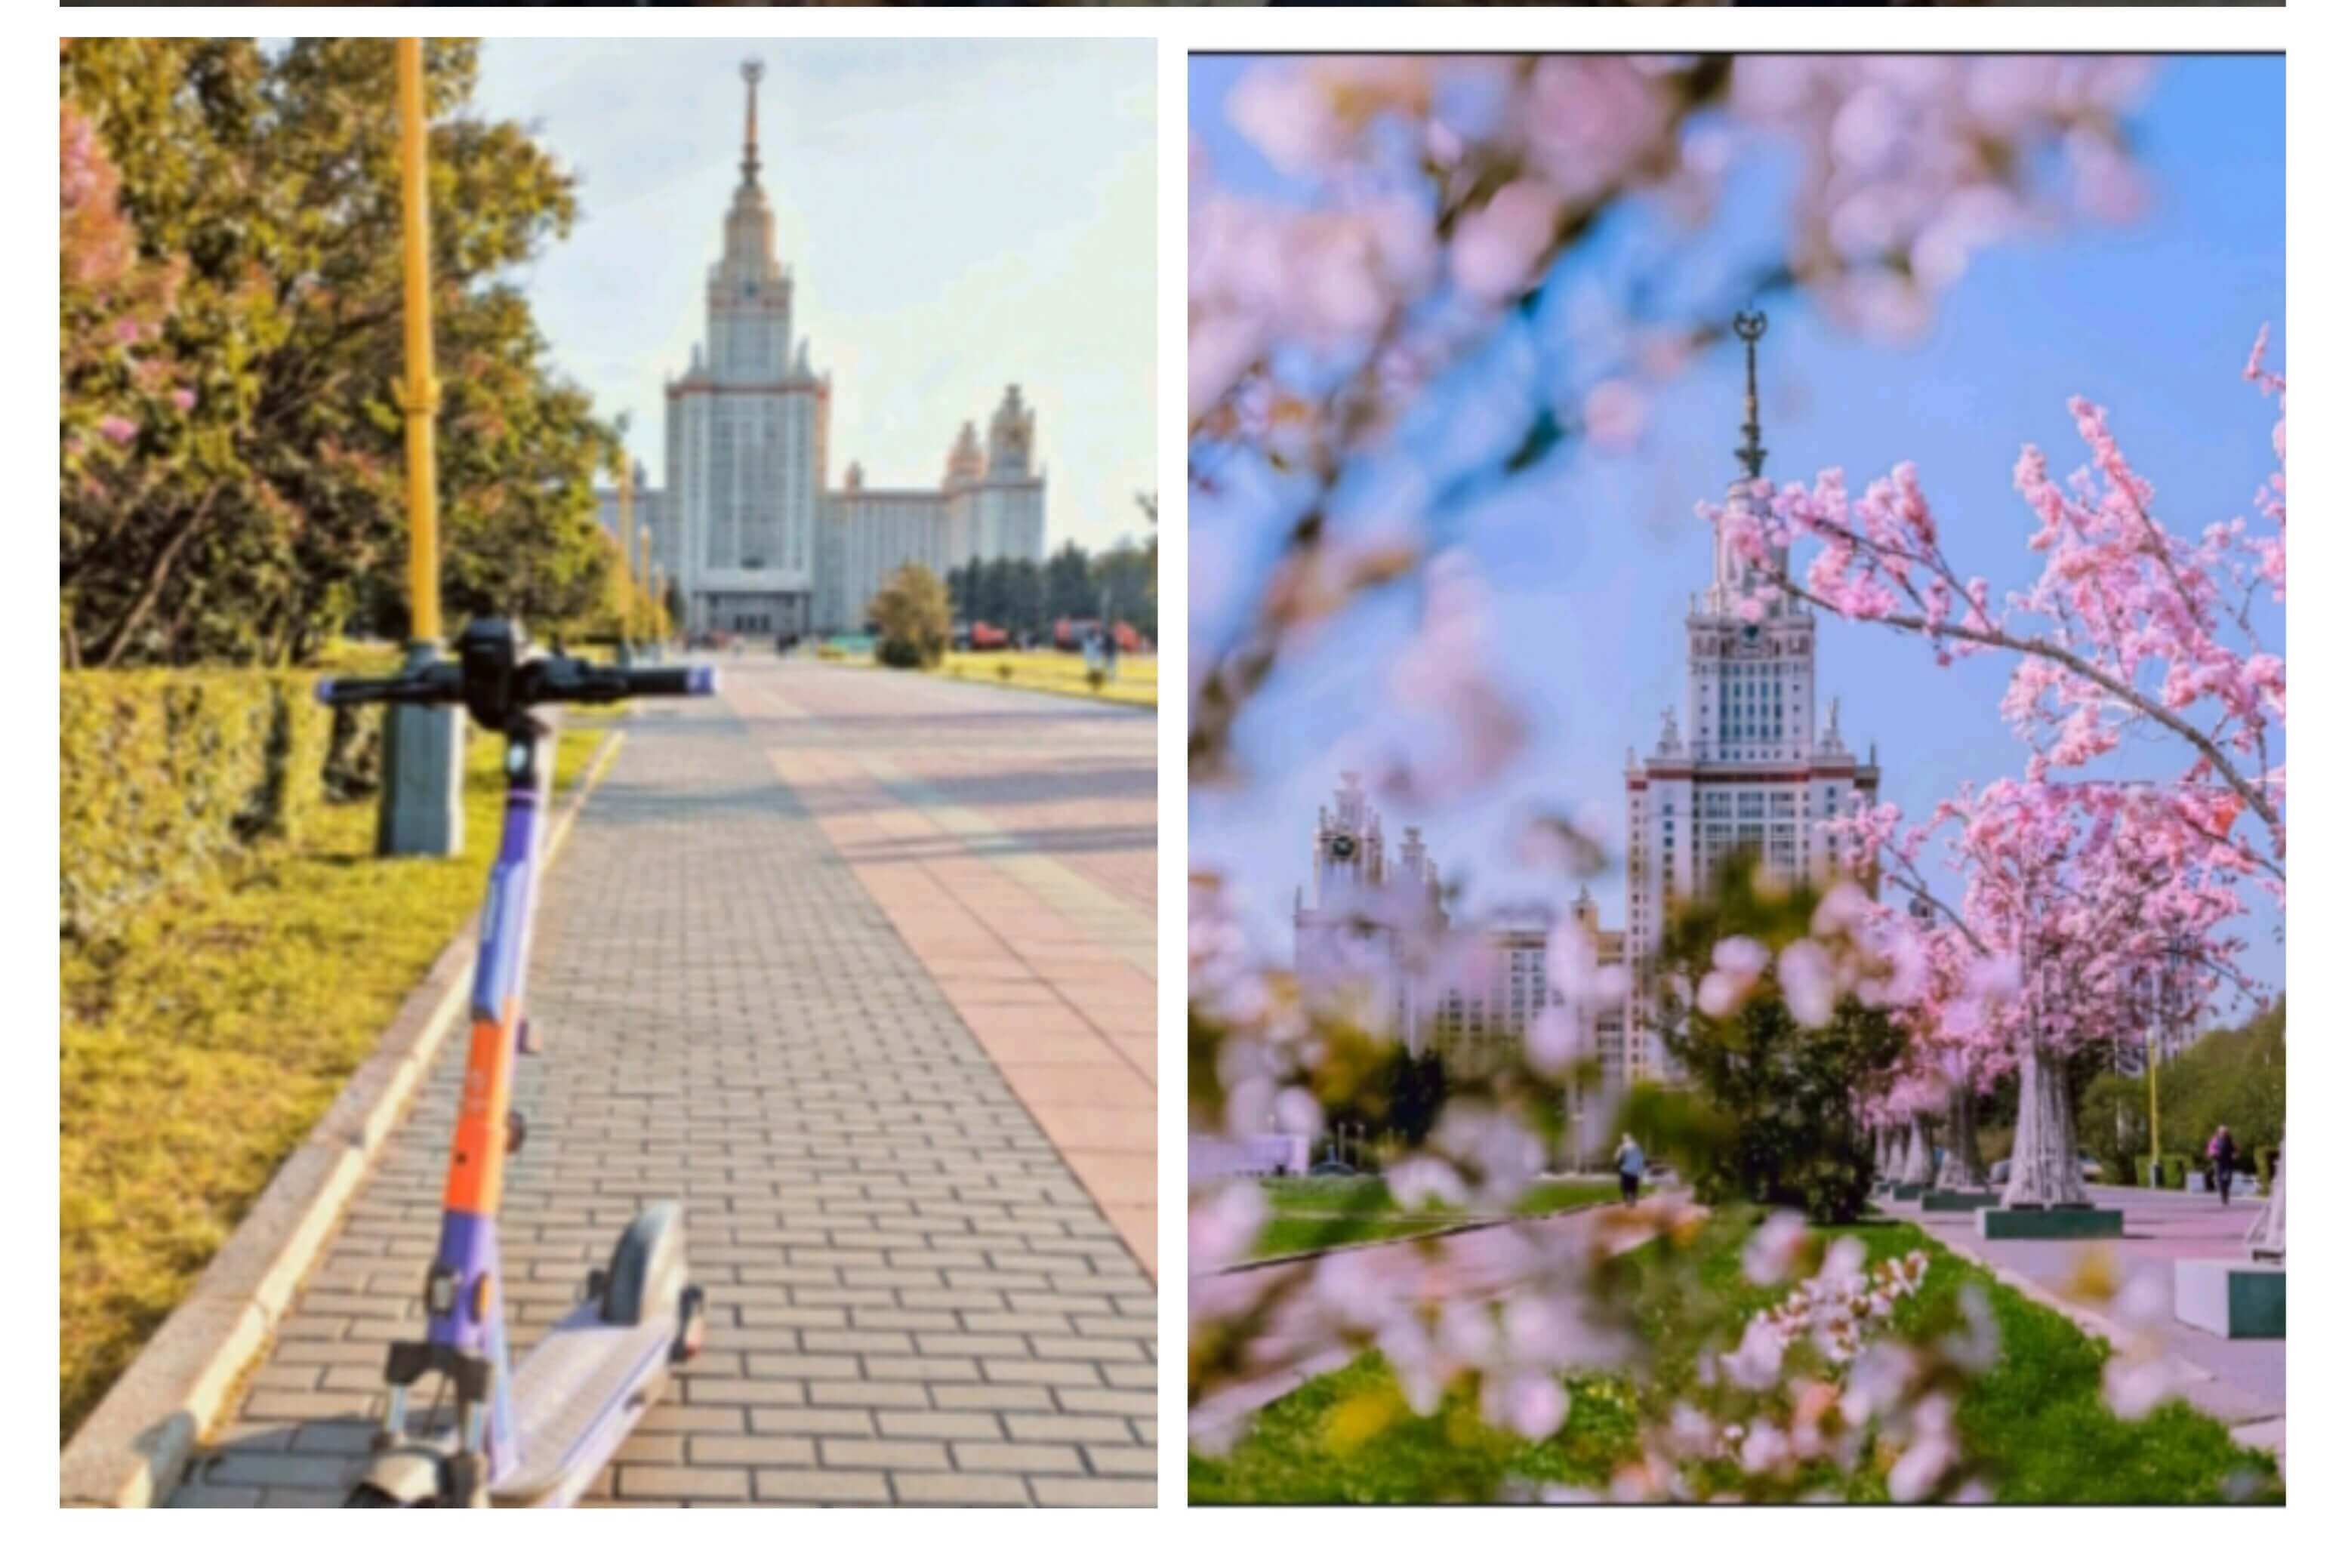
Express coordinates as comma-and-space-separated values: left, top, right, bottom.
1846, 781, 2251, 1209
1721, 345, 2282, 1224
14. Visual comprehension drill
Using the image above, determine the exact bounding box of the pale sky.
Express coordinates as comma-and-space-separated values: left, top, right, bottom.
468, 38, 1157, 551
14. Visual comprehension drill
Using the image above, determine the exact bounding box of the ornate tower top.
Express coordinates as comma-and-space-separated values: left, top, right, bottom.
944, 421, 985, 488
741, 60, 766, 189
716, 59, 782, 298
1733, 307, 1767, 482
1706, 306, 1791, 613
986, 384, 1036, 480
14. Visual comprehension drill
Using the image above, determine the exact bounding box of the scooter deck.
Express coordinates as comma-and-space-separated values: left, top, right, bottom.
491, 1302, 676, 1507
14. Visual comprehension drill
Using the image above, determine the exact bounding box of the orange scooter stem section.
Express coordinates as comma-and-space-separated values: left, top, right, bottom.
444, 1013, 513, 1214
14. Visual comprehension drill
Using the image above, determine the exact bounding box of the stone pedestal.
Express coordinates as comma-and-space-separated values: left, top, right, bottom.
2174, 1258, 2285, 1339
1921, 1190, 1998, 1212
375, 642, 464, 857
1979, 1205, 2123, 1240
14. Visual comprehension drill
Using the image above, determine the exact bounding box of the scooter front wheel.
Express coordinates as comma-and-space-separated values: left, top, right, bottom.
344, 1446, 476, 1507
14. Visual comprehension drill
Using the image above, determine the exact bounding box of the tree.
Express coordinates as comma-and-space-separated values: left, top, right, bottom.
1650, 853, 1909, 1222
1748, 359, 2282, 1228
1095, 537, 1158, 643
1849, 780, 2248, 1209
2078, 1073, 2150, 1174
867, 562, 951, 670
1043, 541, 1093, 622
60, 39, 618, 668
1005, 558, 1046, 641
2159, 1000, 2286, 1158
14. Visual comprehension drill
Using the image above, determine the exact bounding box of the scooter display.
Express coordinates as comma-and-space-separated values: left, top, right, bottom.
318, 620, 717, 1507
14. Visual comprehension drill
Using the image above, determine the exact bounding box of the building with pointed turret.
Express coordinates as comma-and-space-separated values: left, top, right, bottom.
1619, 311, 1880, 1084
597, 60, 1046, 639
1292, 313, 1880, 1165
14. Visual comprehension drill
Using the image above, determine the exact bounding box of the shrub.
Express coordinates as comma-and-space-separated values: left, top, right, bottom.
1644, 855, 1906, 1223
2134, 1154, 2155, 1188
866, 563, 951, 669
61, 668, 346, 942
2158, 1152, 2194, 1191
2254, 1146, 2277, 1191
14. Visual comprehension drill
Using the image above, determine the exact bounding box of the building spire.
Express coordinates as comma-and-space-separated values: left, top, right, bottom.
740, 59, 765, 188
1733, 307, 1767, 482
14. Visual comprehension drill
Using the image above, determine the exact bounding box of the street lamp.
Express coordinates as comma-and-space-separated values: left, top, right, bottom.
2152, 930, 2189, 1185
377, 38, 465, 858
613, 458, 636, 667
639, 523, 655, 654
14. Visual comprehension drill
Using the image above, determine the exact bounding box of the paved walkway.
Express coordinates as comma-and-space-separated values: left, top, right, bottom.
174, 660, 1154, 1507
1885, 1184, 2284, 1463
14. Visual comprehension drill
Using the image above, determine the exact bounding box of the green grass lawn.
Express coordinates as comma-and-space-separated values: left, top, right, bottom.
936, 650, 1157, 708
1246, 1175, 1618, 1260
1192, 1209, 2282, 1504
59, 719, 609, 1440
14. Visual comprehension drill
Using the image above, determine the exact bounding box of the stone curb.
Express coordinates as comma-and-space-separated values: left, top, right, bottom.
60, 728, 626, 1508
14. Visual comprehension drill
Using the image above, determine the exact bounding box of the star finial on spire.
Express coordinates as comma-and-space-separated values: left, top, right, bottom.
741, 59, 766, 187
1733, 307, 1768, 482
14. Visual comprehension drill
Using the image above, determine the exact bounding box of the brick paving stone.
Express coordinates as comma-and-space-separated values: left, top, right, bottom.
175, 663, 1154, 1508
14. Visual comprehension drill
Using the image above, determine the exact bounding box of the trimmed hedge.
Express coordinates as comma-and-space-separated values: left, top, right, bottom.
61, 662, 388, 942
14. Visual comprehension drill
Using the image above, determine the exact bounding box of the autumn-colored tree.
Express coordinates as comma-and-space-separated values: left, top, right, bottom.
868, 562, 951, 670
60, 39, 620, 668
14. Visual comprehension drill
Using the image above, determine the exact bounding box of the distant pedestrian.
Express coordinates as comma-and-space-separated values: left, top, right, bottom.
2207, 1125, 2240, 1206
1615, 1135, 1647, 1206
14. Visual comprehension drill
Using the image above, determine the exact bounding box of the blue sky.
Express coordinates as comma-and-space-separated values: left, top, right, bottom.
1190, 55, 2285, 1005
464, 39, 1157, 550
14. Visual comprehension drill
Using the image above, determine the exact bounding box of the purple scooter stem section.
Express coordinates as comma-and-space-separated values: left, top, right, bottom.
422, 759, 544, 1486
470, 790, 541, 1018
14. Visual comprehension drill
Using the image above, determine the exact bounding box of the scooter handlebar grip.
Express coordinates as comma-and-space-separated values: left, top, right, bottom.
621, 665, 719, 699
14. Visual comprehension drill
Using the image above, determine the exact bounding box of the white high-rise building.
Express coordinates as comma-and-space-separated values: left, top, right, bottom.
597, 60, 1046, 639
1621, 311, 1879, 1082
1291, 313, 1879, 1160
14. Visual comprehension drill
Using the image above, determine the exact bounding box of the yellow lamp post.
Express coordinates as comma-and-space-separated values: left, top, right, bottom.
615, 458, 636, 661
377, 37, 464, 857
639, 523, 654, 651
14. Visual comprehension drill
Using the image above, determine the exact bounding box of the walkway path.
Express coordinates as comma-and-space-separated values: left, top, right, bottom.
173, 658, 1154, 1507
1886, 1184, 2283, 1465
729, 661, 1157, 1270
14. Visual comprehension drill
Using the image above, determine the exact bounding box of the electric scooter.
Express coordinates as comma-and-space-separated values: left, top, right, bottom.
318, 619, 717, 1507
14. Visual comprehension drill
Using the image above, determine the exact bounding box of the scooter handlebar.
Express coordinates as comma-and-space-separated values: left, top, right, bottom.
314, 667, 461, 707
312, 656, 715, 714
618, 665, 720, 699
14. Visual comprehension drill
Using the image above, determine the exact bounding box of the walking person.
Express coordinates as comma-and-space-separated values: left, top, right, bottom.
1615, 1134, 1647, 1207
2208, 1124, 2240, 1206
